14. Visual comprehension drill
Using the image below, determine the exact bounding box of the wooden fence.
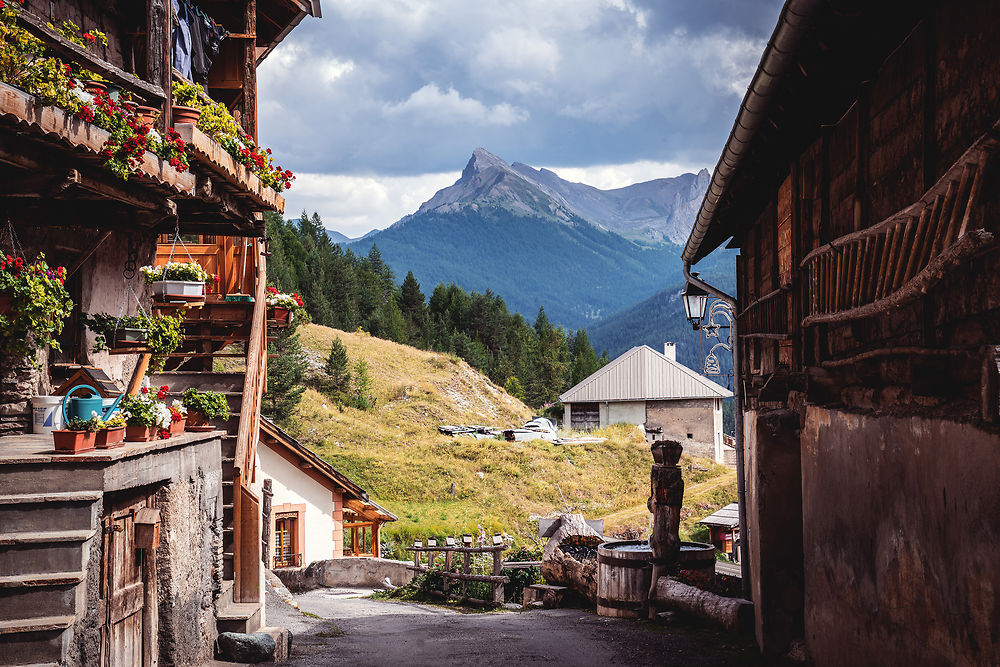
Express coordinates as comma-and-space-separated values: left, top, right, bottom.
405, 538, 509, 605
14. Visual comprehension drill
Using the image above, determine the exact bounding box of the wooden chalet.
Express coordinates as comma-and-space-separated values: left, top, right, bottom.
0, 0, 319, 664
682, 0, 1000, 662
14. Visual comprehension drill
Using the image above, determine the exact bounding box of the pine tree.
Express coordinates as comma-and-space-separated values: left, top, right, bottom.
323, 337, 351, 398
400, 271, 426, 340
263, 329, 307, 422
570, 329, 601, 386
504, 375, 526, 401
352, 359, 376, 410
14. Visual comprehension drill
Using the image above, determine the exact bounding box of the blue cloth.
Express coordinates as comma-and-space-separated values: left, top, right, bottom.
172, 0, 193, 80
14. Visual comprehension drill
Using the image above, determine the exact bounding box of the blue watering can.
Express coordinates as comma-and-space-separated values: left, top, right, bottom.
61, 385, 123, 424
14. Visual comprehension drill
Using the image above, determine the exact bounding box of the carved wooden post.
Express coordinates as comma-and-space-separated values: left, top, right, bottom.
647, 440, 684, 619
261, 479, 272, 567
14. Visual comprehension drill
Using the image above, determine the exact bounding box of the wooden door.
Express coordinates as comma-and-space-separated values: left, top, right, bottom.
102, 497, 150, 667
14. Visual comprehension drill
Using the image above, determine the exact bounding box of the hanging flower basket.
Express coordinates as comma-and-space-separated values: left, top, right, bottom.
265, 287, 303, 328
114, 327, 148, 345
141, 262, 212, 301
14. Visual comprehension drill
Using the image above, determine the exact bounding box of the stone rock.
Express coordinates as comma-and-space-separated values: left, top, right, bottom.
217, 632, 277, 663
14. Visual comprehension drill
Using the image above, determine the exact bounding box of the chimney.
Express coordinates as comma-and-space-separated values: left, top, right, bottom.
664, 343, 676, 361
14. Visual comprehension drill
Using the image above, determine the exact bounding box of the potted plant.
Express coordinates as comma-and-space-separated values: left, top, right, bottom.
82, 312, 150, 350
168, 399, 187, 435
119, 387, 171, 441
0, 253, 73, 360
182, 387, 229, 431
264, 286, 304, 326
53, 415, 100, 453
95, 414, 126, 448
171, 80, 203, 125
141, 261, 212, 300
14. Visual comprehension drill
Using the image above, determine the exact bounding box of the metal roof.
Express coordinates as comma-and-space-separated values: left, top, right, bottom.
559, 345, 732, 403
699, 503, 740, 529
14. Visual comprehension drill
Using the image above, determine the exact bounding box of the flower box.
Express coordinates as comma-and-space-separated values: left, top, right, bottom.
113, 327, 148, 345
125, 425, 158, 442
270, 306, 291, 327
53, 429, 96, 453
95, 426, 126, 448
169, 418, 186, 436
185, 410, 215, 432
151, 280, 206, 300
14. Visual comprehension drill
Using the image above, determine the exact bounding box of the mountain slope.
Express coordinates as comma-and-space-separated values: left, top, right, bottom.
286, 323, 734, 553
348, 149, 708, 328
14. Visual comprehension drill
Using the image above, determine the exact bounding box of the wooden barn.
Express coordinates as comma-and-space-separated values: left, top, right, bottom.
682, 0, 1000, 662
559, 344, 732, 462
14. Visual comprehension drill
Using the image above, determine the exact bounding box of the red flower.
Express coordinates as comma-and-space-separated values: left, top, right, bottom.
83, 32, 96, 42
159, 428, 170, 440
141, 387, 149, 394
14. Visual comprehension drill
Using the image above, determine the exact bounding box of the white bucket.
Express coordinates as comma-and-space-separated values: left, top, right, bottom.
32, 395, 64, 435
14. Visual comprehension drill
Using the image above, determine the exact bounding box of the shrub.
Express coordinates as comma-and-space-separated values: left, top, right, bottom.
181, 387, 229, 419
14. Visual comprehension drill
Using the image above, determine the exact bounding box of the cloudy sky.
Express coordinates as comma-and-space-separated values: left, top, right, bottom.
257, 0, 784, 237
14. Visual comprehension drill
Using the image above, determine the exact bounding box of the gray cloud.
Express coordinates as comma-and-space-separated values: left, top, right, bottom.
258, 0, 783, 192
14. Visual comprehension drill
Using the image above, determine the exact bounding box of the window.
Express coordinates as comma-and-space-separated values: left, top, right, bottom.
274, 516, 299, 568
687, 433, 693, 439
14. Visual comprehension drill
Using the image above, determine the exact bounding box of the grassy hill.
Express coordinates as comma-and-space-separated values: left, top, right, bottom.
285, 323, 736, 555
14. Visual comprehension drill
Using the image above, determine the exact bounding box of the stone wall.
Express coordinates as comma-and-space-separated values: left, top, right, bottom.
274, 557, 415, 592
645, 398, 716, 460
801, 406, 999, 665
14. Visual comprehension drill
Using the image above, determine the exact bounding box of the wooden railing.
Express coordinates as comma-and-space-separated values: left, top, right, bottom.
233, 237, 267, 603
406, 540, 509, 605
737, 288, 791, 339
801, 130, 996, 325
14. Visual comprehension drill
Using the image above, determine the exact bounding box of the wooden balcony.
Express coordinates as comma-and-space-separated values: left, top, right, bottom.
738, 288, 792, 340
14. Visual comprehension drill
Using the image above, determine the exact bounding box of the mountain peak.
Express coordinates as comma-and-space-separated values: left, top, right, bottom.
464, 148, 511, 177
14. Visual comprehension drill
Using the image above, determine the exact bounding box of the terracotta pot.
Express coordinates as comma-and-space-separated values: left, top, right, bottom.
121, 100, 139, 114
84, 80, 107, 96
53, 429, 96, 453
169, 418, 186, 436
95, 426, 125, 448
125, 424, 158, 442
186, 411, 216, 431
134, 105, 159, 129
172, 105, 201, 125
0, 292, 10, 315
271, 306, 291, 326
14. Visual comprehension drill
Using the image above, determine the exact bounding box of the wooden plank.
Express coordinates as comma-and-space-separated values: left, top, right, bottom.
903, 207, 932, 283
890, 219, 916, 292
236, 485, 261, 603
244, 0, 259, 141
929, 180, 958, 259
942, 162, 974, 249
958, 150, 990, 239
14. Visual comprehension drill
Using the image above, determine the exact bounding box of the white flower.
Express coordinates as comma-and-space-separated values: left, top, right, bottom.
153, 402, 172, 429
171, 399, 187, 416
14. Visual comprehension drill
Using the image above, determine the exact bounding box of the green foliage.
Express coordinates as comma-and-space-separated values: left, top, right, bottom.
146, 312, 184, 372
0, 7, 81, 113
0, 253, 73, 359
351, 359, 376, 410
503, 545, 543, 603
321, 337, 351, 400
371, 569, 445, 602
65, 415, 101, 432
181, 387, 229, 420
263, 328, 307, 423
170, 79, 203, 107
503, 375, 525, 401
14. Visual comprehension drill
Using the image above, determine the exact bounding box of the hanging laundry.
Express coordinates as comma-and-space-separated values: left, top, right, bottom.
190, 8, 227, 84
171, 0, 193, 80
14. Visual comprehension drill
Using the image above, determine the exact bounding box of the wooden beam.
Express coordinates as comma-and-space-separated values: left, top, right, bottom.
65, 230, 112, 278
244, 0, 259, 142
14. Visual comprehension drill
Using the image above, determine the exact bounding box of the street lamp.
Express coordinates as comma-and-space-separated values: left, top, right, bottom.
682, 273, 710, 328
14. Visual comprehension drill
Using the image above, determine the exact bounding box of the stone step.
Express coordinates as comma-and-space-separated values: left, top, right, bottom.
0, 501, 97, 535
0, 491, 101, 505
0, 585, 80, 622
0, 572, 84, 589
0, 530, 96, 547
216, 601, 262, 635
0, 465, 102, 496
0, 615, 75, 635
0, 542, 88, 578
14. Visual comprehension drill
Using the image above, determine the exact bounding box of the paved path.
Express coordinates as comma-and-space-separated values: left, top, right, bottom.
268, 587, 764, 666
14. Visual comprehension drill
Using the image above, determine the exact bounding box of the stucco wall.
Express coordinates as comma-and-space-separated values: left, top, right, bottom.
801, 406, 999, 665
645, 398, 716, 460
604, 401, 646, 426
259, 445, 336, 565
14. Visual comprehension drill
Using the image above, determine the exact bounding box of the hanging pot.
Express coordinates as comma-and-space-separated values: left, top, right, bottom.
172, 105, 201, 125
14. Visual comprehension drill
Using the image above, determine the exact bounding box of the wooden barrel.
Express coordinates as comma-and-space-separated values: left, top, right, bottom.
678, 541, 716, 572
596, 540, 652, 618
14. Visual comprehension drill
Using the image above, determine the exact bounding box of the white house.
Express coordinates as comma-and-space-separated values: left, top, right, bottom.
560, 344, 733, 462
258, 417, 396, 568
